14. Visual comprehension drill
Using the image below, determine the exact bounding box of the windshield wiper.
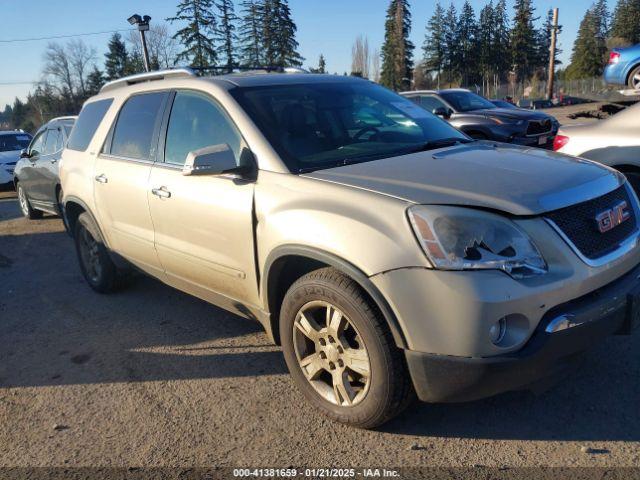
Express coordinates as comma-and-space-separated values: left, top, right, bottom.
406, 137, 473, 154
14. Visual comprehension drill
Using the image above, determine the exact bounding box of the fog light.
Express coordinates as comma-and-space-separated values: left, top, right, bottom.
489, 317, 507, 345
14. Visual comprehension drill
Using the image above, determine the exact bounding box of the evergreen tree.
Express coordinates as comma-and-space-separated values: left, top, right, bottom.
568, 6, 607, 78
510, 0, 539, 81
86, 67, 105, 97
270, 0, 304, 67
477, 2, 495, 83
611, 0, 640, 44
456, 1, 478, 86
442, 3, 459, 85
167, 0, 218, 69
594, 0, 611, 37
422, 2, 446, 87
239, 0, 264, 66
318, 54, 327, 73
492, 0, 511, 80
104, 33, 130, 80
380, 0, 414, 90
214, 0, 239, 71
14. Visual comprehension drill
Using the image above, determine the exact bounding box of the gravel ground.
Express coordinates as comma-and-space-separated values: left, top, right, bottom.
0, 191, 639, 471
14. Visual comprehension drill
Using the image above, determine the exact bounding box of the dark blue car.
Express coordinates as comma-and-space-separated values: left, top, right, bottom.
604, 44, 640, 89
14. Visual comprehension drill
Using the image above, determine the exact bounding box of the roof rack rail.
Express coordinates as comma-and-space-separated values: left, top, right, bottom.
99, 68, 196, 93
190, 65, 309, 74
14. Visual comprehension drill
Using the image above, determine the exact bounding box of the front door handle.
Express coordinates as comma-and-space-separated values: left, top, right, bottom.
95, 174, 108, 184
151, 186, 171, 199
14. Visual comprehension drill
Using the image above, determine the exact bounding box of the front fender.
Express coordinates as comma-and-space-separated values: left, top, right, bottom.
255, 170, 429, 280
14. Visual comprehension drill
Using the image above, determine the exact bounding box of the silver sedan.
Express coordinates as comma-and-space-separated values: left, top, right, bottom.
554, 103, 640, 192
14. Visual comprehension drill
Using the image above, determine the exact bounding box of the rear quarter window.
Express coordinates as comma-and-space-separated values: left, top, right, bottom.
67, 99, 113, 152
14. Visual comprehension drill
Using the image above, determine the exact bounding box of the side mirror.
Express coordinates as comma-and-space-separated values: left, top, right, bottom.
20, 149, 30, 159
182, 143, 244, 176
433, 107, 451, 119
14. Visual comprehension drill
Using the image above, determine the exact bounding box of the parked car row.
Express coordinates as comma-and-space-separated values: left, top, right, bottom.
403, 88, 559, 148
10, 69, 640, 429
14, 116, 76, 220
0, 130, 32, 188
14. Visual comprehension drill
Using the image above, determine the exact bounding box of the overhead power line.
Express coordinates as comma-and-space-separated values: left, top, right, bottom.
0, 28, 134, 44
0, 81, 38, 86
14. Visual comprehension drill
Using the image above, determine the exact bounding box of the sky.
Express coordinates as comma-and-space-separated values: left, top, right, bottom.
0, 0, 589, 108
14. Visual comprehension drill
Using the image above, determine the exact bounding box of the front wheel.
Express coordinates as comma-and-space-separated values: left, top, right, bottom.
280, 267, 414, 428
17, 182, 43, 219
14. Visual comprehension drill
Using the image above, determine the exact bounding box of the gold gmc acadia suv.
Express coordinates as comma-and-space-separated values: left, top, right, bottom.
60, 68, 640, 428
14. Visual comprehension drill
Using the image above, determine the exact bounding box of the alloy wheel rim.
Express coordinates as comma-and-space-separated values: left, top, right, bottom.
79, 227, 102, 283
633, 73, 640, 89
18, 186, 29, 216
293, 300, 371, 407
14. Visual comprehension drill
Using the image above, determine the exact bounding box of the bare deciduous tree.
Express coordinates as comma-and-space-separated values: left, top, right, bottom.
43, 40, 96, 100
351, 35, 371, 78
43, 42, 74, 98
371, 48, 381, 83
68, 39, 97, 97
127, 24, 179, 69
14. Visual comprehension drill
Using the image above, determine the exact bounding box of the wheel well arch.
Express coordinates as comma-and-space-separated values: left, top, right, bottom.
62, 196, 94, 236
263, 246, 407, 348
625, 62, 640, 85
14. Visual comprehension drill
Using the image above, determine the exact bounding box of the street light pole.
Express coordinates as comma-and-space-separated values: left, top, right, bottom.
127, 14, 152, 72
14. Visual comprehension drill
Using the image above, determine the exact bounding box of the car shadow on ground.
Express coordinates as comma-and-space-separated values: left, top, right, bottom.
1, 209, 638, 442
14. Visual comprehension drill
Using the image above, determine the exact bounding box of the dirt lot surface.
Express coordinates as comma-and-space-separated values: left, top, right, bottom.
0, 190, 639, 470
540, 103, 605, 126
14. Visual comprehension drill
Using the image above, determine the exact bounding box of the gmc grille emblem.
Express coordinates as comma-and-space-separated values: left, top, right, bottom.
595, 201, 630, 233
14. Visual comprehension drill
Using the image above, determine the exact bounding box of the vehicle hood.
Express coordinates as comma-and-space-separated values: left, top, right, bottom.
461, 107, 553, 122
0, 150, 20, 165
303, 142, 623, 216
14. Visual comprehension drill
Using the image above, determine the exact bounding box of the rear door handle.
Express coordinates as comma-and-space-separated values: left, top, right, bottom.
95, 174, 108, 184
151, 186, 171, 199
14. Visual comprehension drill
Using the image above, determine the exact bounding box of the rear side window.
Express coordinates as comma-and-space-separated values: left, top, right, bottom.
43, 129, 60, 155
110, 92, 166, 160
67, 99, 113, 152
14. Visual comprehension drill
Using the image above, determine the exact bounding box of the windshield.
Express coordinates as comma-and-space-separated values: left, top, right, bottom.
440, 91, 497, 112
0, 133, 32, 152
230, 81, 468, 172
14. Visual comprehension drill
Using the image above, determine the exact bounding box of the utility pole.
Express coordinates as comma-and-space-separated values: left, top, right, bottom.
546, 8, 559, 101
128, 14, 152, 72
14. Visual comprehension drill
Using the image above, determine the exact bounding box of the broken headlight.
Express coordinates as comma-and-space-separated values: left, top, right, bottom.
408, 205, 547, 278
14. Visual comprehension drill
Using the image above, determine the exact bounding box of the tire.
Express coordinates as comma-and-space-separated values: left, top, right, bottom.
74, 212, 132, 293
627, 65, 640, 90
16, 182, 43, 220
279, 267, 414, 428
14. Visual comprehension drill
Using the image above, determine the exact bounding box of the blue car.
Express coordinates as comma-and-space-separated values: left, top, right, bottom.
604, 44, 640, 89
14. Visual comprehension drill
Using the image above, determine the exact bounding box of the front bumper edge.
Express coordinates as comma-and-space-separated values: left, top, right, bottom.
406, 263, 640, 403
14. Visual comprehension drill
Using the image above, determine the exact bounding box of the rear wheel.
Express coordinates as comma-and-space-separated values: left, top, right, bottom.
280, 267, 414, 428
627, 65, 640, 90
74, 212, 132, 293
17, 182, 42, 220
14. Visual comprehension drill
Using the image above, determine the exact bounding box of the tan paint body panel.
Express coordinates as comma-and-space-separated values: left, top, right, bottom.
148, 164, 260, 312
61, 72, 640, 359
